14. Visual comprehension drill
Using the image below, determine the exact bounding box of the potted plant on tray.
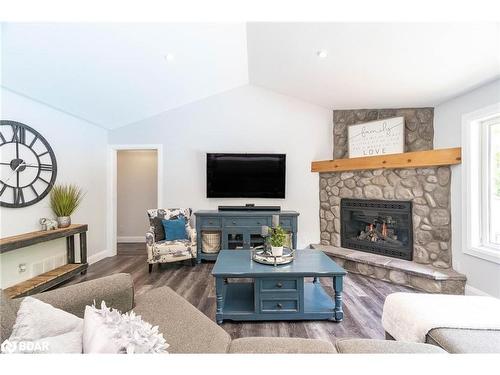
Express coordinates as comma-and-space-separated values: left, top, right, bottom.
269, 225, 287, 257
50, 184, 85, 228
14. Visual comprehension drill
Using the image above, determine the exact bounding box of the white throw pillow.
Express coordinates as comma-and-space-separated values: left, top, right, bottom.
83, 301, 168, 354
1, 297, 83, 354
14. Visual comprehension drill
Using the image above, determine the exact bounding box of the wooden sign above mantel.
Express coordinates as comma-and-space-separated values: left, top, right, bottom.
311, 147, 461, 173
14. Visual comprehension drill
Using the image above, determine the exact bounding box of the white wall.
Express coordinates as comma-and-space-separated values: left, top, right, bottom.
117, 150, 157, 241
434, 79, 500, 297
109, 85, 332, 248
0, 88, 109, 288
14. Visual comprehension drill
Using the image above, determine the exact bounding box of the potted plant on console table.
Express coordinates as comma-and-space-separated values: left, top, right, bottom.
269, 225, 287, 257
50, 184, 85, 228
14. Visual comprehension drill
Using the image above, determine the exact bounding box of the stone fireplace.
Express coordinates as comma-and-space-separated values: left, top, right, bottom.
312, 108, 466, 294
340, 198, 413, 261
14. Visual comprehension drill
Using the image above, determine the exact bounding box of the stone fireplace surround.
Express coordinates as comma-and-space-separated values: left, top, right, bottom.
312, 108, 466, 294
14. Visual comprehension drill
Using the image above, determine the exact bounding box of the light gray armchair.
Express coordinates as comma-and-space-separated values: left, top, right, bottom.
146, 208, 197, 272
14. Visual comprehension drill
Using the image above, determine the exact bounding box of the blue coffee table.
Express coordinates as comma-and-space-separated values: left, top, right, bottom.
211, 249, 347, 324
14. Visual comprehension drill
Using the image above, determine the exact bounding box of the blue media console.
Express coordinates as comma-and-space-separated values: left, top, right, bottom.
194, 210, 299, 263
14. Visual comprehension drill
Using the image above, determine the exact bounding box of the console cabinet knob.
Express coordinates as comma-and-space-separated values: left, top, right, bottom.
276, 303, 283, 309
276, 282, 283, 288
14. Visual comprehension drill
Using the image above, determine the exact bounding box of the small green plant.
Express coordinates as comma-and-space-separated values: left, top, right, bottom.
50, 184, 85, 217
269, 225, 287, 247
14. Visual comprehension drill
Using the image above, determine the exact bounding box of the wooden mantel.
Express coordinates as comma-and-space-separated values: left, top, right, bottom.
311, 147, 461, 173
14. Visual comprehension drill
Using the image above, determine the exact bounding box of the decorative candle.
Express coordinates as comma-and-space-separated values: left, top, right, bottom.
272, 215, 280, 228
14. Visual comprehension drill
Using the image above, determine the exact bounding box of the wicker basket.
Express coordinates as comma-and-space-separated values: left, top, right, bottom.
201, 231, 221, 253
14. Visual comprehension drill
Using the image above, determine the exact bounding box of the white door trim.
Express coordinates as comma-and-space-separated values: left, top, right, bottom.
107, 144, 163, 255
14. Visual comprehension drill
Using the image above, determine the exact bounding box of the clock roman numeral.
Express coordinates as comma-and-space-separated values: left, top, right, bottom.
0, 183, 6, 197
14, 187, 25, 205
39, 164, 53, 172
30, 185, 39, 198
29, 135, 38, 148
0, 131, 6, 145
38, 177, 50, 185
11, 125, 26, 144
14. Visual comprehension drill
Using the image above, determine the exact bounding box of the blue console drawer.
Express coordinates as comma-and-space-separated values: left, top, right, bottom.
260, 299, 299, 313
279, 217, 293, 228
260, 278, 299, 292
223, 217, 269, 227
200, 217, 221, 227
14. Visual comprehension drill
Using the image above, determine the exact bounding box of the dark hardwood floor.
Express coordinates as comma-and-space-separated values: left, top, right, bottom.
67, 243, 415, 344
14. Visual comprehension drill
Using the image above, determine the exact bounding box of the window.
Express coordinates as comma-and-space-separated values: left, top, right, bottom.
483, 117, 500, 248
463, 104, 500, 264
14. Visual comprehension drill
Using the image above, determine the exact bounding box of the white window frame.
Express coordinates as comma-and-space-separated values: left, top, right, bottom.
462, 103, 500, 264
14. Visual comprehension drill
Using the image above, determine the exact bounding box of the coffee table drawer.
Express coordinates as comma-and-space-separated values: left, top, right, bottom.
260, 299, 299, 313
260, 278, 299, 292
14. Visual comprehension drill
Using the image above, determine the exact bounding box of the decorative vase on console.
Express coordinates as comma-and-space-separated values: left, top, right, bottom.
50, 184, 85, 228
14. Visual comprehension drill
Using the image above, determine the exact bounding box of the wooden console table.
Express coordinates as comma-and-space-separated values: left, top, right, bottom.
0, 224, 88, 298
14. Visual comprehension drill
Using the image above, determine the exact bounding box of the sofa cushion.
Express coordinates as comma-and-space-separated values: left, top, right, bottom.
228, 337, 336, 354
154, 240, 192, 256
0, 290, 18, 342
426, 328, 500, 353
32, 273, 135, 318
132, 286, 231, 353
335, 338, 446, 354
1, 274, 134, 343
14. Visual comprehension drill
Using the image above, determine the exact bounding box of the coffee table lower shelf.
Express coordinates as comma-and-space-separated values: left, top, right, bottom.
218, 282, 336, 322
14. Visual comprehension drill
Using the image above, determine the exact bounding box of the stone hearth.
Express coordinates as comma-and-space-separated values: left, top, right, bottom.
311, 244, 466, 294
313, 107, 466, 294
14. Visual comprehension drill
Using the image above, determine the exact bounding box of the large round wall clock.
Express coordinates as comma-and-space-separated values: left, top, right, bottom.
0, 120, 57, 208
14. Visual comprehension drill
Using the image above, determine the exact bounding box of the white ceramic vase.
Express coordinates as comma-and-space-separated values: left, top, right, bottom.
271, 246, 283, 257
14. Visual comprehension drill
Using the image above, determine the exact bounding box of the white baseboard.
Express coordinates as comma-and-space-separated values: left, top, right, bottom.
465, 284, 491, 296
88, 249, 114, 264
117, 236, 145, 243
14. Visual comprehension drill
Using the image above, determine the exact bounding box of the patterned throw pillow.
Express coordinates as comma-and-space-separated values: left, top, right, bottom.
150, 217, 165, 241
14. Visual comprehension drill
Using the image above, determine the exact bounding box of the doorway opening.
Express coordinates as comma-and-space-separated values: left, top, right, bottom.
108, 145, 162, 257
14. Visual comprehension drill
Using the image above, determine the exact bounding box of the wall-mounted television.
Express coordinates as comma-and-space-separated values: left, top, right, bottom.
206, 153, 286, 198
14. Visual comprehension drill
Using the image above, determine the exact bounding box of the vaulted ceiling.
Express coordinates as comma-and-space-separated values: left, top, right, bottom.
1, 23, 249, 129
2, 22, 499, 129
247, 22, 500, 110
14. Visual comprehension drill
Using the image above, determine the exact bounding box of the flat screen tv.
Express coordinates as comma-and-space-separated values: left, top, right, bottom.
206, 153, 286, 198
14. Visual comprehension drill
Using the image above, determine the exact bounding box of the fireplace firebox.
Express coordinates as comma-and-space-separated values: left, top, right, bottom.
340, 199, 413, 261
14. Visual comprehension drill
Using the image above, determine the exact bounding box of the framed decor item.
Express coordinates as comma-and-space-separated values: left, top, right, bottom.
347, 116, 405, 158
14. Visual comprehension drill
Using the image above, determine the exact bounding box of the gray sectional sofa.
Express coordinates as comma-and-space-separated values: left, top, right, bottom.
1, 273, 445, 354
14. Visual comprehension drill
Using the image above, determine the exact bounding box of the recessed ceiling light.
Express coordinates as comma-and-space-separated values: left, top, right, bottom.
164, 53, 175, 62
317, 50, 328, 59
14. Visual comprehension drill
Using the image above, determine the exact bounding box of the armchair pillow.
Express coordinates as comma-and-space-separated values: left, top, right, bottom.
150, 217, 165, 241
162, 217, 188, 241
